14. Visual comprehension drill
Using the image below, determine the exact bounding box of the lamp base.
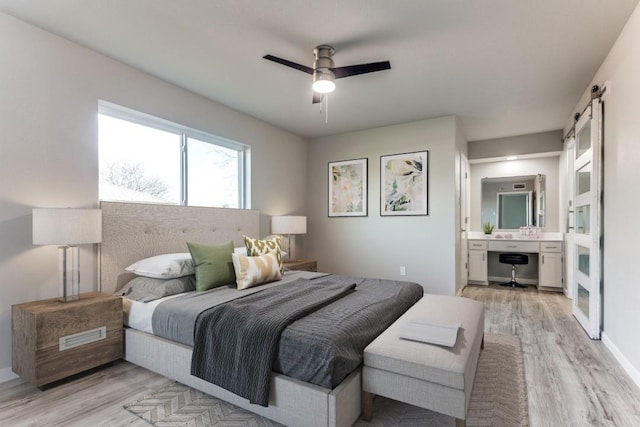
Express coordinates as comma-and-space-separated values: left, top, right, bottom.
58, 246, 80, 302
287, 234, 294, 262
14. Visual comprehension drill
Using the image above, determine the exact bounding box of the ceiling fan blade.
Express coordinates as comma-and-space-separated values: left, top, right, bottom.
332, 61, 391, 79
312, 92, 323, 104
263, 54, 314, 75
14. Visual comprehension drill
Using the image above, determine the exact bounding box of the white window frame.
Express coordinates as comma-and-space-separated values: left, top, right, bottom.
98, 101, 248, 208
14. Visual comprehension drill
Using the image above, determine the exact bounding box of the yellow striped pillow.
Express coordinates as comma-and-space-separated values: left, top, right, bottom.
232, 250, 282, 290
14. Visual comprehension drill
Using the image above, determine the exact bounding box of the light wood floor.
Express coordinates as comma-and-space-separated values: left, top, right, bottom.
1, 286, 639, 426
463, 285, 640, 426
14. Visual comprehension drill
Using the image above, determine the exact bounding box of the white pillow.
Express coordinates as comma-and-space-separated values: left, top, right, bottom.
125, 253, 194, 279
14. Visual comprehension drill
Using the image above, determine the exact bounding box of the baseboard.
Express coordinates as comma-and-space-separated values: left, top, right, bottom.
0, 367, 18, 383
602, 333, 640, 390
488, 275, 537, 286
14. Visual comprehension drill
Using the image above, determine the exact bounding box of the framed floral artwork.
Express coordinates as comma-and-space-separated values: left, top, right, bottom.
328, 158, 368, 217
380, 150, 428, 216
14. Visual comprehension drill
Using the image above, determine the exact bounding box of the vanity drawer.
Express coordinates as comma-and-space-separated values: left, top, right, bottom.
469, 240, 487, 250
488, 241, 539, 253
540, 242, 563, 252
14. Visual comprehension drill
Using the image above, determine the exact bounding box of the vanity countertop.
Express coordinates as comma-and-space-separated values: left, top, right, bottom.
467, 231, 564, 242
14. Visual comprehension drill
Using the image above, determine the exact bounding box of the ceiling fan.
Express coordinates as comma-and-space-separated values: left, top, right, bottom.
263, 45, 391, 104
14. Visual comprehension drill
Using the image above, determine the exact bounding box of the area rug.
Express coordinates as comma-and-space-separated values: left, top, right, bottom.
124, 333, 528, 427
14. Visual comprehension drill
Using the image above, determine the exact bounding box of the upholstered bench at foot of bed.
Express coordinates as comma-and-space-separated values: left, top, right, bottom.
362, 294, 485, 427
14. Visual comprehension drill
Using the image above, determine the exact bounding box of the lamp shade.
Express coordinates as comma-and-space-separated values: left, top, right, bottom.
33, 208, 102, 245
271, 216, 307, 235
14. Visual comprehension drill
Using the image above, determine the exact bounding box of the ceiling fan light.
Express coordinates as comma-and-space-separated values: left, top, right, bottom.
312, 79, 335, 93
312, 70, 335, 94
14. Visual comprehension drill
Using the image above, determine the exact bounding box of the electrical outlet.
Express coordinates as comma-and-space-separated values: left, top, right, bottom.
399, 266, 406, 276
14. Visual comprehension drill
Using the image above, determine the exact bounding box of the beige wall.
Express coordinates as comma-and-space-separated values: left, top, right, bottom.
307, 116, 465, 296
0, 13, 307, 377
564, 2, 640, 384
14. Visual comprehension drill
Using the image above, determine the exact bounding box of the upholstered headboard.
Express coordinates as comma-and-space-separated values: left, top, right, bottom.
100, 201, 260, 294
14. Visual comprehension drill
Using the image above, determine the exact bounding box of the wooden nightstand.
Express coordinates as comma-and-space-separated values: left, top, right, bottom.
12, 292, 123, 387
283, 259, 318, 272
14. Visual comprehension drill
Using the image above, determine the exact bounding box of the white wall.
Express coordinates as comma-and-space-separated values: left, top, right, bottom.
454, 118, 468, 294
307, 116, 464, 296
469, 156, 560, 232
0, 13, 308, 377
564, 2, 640, 384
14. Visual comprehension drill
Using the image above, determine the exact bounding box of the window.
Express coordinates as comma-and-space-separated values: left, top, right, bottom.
98, 102, 247, 208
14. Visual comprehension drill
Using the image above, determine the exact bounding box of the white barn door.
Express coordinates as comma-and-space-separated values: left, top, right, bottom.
572, 98, 603, 339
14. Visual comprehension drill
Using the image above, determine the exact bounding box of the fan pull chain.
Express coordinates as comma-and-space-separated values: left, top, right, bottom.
324, 94, 329, 124
318, 94, 329, 123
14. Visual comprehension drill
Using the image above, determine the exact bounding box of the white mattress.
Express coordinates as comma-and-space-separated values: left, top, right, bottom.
122, 270, 328, 334
123, 292, 187, 333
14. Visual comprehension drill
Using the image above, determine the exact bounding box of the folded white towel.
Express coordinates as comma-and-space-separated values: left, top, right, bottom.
400, 319, 460, 347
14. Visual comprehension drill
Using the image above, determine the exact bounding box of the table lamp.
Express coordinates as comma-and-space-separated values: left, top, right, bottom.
271, 215, 307, 261
33, 208, 102, 302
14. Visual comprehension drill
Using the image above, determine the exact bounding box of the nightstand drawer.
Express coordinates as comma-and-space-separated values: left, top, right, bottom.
32, 297, 122, 350
35, 332, 123, 386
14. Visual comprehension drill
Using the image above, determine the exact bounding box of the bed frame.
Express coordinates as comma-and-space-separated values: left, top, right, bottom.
100, 201, 362, 427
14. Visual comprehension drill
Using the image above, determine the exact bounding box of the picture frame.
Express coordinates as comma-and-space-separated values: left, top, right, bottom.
380, 150, 428, 216
328, 158, 368, 217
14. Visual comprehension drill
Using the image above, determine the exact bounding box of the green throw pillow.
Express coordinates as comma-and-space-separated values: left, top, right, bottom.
187, 240, 235, 291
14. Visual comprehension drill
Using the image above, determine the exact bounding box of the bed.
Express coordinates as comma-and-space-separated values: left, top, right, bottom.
100, 201, 422, 427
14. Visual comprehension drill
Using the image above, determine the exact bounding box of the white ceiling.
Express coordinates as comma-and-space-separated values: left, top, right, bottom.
1, 0, 638, 141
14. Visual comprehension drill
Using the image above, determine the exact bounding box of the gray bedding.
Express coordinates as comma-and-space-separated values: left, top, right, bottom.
191, 279, 357, 406
152, 271, 327, 346
152, 273, 423, 390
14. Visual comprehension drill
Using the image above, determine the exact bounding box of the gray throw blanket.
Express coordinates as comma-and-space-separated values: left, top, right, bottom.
190, 279, 356, 406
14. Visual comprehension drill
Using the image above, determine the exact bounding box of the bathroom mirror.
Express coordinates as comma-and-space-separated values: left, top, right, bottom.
481, 175, 545, 230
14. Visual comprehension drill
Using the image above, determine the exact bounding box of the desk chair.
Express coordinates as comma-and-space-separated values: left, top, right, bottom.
499, 253, 528, 288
